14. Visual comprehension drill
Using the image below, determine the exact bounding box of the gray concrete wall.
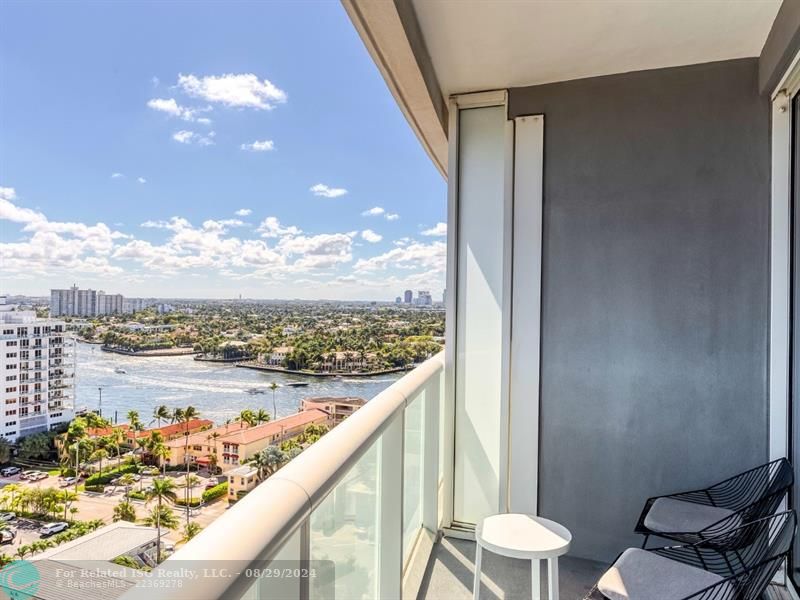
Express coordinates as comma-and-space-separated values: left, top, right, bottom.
508, 58, 771, 561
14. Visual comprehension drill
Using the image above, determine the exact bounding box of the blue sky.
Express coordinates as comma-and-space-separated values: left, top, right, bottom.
0, 1, 446, 300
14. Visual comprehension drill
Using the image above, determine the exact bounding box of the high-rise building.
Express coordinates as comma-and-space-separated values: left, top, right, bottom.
0, 298, 74, 442
417, 290, 432, 306
404, 290, 413, 304
51, 286, 127, 317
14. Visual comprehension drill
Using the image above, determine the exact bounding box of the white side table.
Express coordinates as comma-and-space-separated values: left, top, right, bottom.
473, 514, 572, 600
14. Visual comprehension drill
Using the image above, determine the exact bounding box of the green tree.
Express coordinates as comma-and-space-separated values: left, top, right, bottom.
181, 521, 202, 543
17, 433, 52, 460
113, 500, 137, 523
0, 437, 12, 464
90, 448, 108, 475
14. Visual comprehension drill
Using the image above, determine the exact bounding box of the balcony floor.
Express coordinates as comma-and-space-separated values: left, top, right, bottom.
417, 537, 793, 600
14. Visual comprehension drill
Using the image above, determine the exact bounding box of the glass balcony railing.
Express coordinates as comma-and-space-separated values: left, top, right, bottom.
120, 351, 445, 600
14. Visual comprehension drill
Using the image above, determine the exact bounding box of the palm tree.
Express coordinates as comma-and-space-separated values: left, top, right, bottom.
90, 448, 108, 475
181, 521, 202, 543
151, 405, 171, 428
182, 473, 202, 527
247, 451, 270, 481
143, 505, 180, 560
110, 427, 126, 471
127, 410, 141, 430
178, 406, 200, 508
113, 500, 137, 522
118, 473, 136, 502
236, 409, 256, 427
269, 382, 279, 419
58, 490, 77, 521
248, 445, 287, 481
255, 408, 271, 425
172, 407, 185, 424
153, 443, 169, 476
144, 478, 177, 561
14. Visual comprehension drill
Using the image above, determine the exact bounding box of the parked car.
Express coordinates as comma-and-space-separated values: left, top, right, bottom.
60, 477, 78, 487
31, 472, 48, 481
19, 470, 38, 480
1, 467, 21, 477
205, 477, 219, 489
39, 522, 69, 537
0, 513, 16, 523
0, 528, 15, 545
0, 529, 16, 545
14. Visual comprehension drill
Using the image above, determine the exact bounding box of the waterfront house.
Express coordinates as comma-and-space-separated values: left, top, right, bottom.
266, 345, 293, 366
301, 396, 365, 425
122, 1, 800, 598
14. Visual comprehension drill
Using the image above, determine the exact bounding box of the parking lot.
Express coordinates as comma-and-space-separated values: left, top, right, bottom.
0, 469, 227, 554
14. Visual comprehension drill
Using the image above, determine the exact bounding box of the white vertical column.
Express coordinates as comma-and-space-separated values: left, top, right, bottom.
770, 93, 791, 465
509, 115, 544, 515
453, 103, 508, 525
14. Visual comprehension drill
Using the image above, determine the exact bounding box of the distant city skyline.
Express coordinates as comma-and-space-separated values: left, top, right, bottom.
0, 2, 446, 300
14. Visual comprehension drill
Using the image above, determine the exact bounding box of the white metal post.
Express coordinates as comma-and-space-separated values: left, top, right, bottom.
378, 413, 404, 600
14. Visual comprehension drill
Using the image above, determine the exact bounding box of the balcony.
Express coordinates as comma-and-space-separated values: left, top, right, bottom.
126, 353, 445, 598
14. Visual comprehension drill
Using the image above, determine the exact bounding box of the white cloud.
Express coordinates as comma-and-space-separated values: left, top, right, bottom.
310, 183, 348, 198
147, 98, 211, 123
177, 73, 287, 110
361, 206, 384, 217
257, 217, 301, 238
421, 222, 447, 237
111, 173, 124, 179
1, 188, 130, 277
361, 229, 382, 243
2, 184, 441, 294
354, 240, 446, 272
172, 130, 216, 146
240, 140, 275, 152
137, 177, 147, 184
385, 213, 399, 221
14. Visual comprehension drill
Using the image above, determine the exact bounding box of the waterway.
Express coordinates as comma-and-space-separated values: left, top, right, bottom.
73, 342, 402, 426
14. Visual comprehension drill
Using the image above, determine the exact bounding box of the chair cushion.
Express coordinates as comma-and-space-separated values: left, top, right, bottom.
643, 497, 739, 534
597, 548, 729, 600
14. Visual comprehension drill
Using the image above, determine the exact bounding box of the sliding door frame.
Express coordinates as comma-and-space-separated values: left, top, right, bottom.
770, 47, 800, 596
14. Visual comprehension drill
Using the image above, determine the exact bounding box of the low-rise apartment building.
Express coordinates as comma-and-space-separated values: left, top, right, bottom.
218, 409, 329, 470
161, 421, 248, 469
226, 464, 259, 502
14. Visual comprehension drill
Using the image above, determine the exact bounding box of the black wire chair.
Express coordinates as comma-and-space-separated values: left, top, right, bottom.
635, 458, 793, 547
585, 510, 796, 600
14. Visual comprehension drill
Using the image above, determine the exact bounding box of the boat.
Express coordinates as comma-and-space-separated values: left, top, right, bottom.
246, 388, 266, 394
286, 382, 309, 388
114, 368, 127, 374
